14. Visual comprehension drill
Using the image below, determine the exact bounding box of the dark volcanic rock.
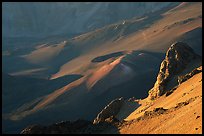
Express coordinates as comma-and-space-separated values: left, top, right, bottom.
91, 51, 125, 62
144, 107, 168, 117
21, 125, 45, 134
148, 42, 201, 100
165, 86, 178, 97
178, 66, 202, 84
93, 97, 124, 124
21, 119, 115, 134
21, 120, 92, 134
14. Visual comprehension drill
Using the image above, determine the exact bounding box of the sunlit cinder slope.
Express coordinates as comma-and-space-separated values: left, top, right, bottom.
120, 67, 202, 134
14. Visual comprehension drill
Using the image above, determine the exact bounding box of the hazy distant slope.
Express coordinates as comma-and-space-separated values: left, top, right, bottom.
2, 2, 176, 38
51, 2, 202, 79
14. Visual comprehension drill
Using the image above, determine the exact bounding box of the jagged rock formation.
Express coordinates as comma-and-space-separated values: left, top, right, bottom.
93, 97, 124, 124
20, 119, 114, 134
148, 42, 201, 100
143, 107, 168, 117
178, 66, 202, 84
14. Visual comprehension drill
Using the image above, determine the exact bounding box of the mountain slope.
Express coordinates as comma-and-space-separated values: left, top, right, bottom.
120, 66, 202, 134
20, 46, 202, 134
3, 2, 177, 38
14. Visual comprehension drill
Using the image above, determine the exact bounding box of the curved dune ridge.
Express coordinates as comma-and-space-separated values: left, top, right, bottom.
22, 41, 67, 64
86, 55, 137, 94
87, 56, 124, 89
163, 2, 188, 15
91, 51, 126, 63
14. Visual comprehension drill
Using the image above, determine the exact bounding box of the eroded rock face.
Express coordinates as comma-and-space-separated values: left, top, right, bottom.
178, 66, 202, 84
93, 97, 124, 124
148, 42, 201, 100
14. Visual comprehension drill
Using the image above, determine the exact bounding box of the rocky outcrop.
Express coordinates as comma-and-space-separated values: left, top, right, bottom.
178, 66, 202, 84
144, 107, 168, 117
20, 119, 114, 134
21, 120, 92, 134
148, 42, 201, 100
93, 97, 124, 124
21, 97, 125, 134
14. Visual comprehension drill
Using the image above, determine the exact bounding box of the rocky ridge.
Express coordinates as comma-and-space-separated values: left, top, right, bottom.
148, 42, 201, 100
178, 66, 202, 84
20, 119, 116, 134
93, 97, 124, 124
